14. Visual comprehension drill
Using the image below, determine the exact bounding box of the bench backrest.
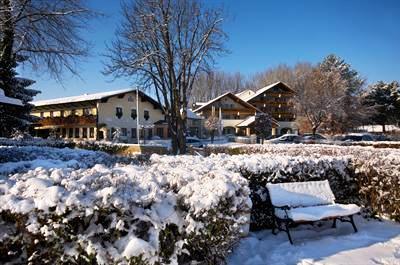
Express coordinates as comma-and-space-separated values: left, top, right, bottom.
266, 180, 336, 208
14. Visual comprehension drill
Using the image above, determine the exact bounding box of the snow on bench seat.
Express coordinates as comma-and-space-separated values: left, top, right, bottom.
267, 180, 336, 208
275, 203, 361, 222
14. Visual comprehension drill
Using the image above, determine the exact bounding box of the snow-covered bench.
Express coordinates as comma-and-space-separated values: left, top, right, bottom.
266, 180, 360, 244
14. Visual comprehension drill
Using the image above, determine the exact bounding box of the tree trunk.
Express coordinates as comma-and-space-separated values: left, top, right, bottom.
312, 126, 317, 135
211, 130, 215, 143
382, 124, 386, 133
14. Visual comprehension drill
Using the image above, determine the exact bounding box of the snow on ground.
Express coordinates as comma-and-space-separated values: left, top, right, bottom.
228, 216, 400, 265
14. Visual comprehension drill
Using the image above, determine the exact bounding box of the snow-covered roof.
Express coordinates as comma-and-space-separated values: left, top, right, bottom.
187, 109, 203, 120
32, 88, 137, 107
236, 116, 255, 127
236, 115, 278, 127
243, 81, 295, 102
235, 89, 255, 101
0, 89, 23, 106
193, 92, 262, 113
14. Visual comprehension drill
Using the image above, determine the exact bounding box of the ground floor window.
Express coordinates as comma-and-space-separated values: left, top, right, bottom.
131, 128, 137, 139
121, 128, 127, 136
147, 128, 153, 139
62, 128, 67, 138
89, 127, 95, 138
75, 128, 80, 138
68, 128, 73, 138
156, 127, 164, 138
82, 127, 88, 138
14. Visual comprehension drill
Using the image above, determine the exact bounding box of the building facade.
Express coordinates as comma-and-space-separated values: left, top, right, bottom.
194, 81, 297, 137
193, 92, 279, 137
31, 89, 167, 142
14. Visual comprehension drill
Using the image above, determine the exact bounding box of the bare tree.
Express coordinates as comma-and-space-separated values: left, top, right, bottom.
246, 64, 297, 90
105, 0, 227, 154
295, 66, 347, 135
0, 0, 94, 79
190, 70, 247, 105
204, 115, 219, 143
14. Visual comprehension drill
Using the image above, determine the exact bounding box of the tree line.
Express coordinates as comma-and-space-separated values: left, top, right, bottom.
191, 55, 400, 135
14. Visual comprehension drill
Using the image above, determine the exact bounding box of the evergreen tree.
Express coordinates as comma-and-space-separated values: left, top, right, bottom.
320, 54, 366, 133
254, 112, 273, 144
0, 0, 39, 136
362, 81, 400, 132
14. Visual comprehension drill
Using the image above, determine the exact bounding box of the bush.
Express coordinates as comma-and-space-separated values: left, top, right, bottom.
0, 147, 250, 264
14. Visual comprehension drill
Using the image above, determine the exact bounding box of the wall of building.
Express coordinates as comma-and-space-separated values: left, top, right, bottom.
97, 92, 165, 141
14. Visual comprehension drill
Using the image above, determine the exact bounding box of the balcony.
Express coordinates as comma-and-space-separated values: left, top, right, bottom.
37, 115, 97, 127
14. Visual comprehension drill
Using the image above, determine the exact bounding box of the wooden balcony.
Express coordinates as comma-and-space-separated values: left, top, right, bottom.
36, 115, 97, 127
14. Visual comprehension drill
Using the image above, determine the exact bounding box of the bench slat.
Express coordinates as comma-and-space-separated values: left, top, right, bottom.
267, 180, 336, 208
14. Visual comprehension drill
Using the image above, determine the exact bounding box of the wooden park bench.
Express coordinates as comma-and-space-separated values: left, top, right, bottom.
266, 180, 360, 244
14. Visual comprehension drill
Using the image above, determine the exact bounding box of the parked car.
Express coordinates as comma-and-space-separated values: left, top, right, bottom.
267, 134, 303, 144
301, 133, 327, 144
186, 137, 204, 148
342, 133, 374, 142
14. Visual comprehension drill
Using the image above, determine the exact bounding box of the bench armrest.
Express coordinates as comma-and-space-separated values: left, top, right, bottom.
272, 205, 291, 219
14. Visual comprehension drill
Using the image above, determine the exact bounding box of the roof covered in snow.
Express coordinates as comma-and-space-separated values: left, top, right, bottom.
187, 109, 203, 120
32, 88, 162, 110
243, 81, 295, 102
235, 89, 256, 101
0, 89, 23, 106
193, 92, 262, 113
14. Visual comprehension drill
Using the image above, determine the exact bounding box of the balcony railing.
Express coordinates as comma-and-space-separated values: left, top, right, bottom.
37, 115, 97, 127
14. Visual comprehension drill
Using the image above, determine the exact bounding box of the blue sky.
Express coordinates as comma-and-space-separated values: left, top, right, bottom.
22, 0, 400, 100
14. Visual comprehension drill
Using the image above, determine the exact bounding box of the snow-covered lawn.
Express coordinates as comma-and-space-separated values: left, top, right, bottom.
228, 216, 400, 265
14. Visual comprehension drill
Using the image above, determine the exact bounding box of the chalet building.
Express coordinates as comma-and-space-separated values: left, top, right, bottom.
193, 81, 297, 137
193, 92, 279, 136
31, 89, 168, 142
236, 82, 297, 135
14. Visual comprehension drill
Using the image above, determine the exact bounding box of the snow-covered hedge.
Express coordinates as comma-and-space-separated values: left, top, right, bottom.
0, 147, 250, 264
205, 144, 400, 224
0, 136, 74, 148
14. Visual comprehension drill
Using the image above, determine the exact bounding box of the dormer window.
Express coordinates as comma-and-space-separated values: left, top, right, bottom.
144, 110, 150, 121
131, 109, 137, 120
116, 107, 123, 119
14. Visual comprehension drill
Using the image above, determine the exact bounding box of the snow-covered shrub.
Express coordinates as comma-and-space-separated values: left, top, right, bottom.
205, 144, 400, 223
356, 153, 400, 221
0, 147, 250, 264
0, 136, 74, 148
75, 140, 131, 155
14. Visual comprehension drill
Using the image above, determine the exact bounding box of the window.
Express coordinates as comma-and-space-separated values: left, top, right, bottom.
131, 128, 137, 139
83, 108, 91, 116
82, 128, 87, 138
75, 128, 80, 138
116, 107, 123, 119
89, 128, 95, 138
147, 128, 153, 139
68, 128, 73, 138
156, 128, 164, 138
131, 109, 137, 119
121, 128, 127, 136
128, 96, 134, 102
144, 110, 150, 120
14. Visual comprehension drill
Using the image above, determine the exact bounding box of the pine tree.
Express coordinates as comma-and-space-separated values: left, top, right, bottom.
362, 81, 400, 132
320, 54, 366, 133
0, 0, 39, 136
254, 112, 273, 144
